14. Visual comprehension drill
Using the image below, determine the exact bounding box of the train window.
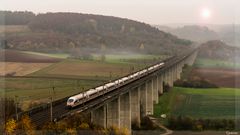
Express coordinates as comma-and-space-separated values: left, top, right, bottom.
68, 99, 74, 103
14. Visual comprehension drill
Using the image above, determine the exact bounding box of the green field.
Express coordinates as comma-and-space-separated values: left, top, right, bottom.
29, 57, 156, 79
23, 51, 70, 59
23, 51, 166, 61
0, 77, 104, 110
154, 87, 240, 119
93, 54, 166, 63
194, 58, 240, 69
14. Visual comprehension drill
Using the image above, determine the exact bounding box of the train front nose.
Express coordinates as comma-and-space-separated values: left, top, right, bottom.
66, 102, 73, 109
67, 98, 74, 108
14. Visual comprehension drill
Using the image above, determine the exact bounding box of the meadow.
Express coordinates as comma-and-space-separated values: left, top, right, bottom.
0, 62, 51, 76
194, 58, 240, 69
29, 59, 147, 79
23, 51, 70, 59
0, 77, 104, 110
154, 87, 240, 119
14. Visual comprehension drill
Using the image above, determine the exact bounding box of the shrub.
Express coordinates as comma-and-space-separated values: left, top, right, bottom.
131, 118, 141, 130
5, 118, 17, 135
19, 115, 35, 135
1, 98, 21, 120
79, 123, 90, 130
140, 116, 157, 130
167, 115, 236, 131
163, 83, 171, 92
66, 128, 77, 135
174, 79, 218, 88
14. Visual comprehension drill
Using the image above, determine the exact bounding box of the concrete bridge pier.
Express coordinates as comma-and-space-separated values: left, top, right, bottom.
158, 75, 163, 94
146, 80, 153, 115
152, 77, 158, 104
120, 92, 131, 130
106, 98, 120, 128
167, 69, 173, 87
91, 105, 107, 128
172, 66, 176, 82
164, 70, 169, 86
140, 83, 147, 116
173, 65, 178, 82
162, 71, 168, 88
171, 68, 174, 86
176, 64, 181, 79
179, 62, 183, 74
131, 87, 140, 125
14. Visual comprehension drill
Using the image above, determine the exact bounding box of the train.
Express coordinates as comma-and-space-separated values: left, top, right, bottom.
66, 62, 165, 108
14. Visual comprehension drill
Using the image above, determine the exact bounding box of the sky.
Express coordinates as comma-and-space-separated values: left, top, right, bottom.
1, 0, 239, 25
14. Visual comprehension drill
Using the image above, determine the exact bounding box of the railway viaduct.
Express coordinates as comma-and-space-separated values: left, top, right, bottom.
90, 49, 198, 131
3, 48, 198, 132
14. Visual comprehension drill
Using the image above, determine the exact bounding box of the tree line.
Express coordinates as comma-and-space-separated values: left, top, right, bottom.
0, 11, 35, 25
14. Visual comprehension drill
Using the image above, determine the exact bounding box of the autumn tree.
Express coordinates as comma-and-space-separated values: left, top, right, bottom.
1, 98, 21, 120
19, 115, 35, 135
5, 118, 17, 135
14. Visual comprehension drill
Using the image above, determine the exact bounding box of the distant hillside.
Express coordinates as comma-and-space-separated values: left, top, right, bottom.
156, 24, 240, 47
1, 11, 192, 55
207, 24, 240, 47
0, 11, 35, 25
156, 25, 219, 43
198, 40, 240, 61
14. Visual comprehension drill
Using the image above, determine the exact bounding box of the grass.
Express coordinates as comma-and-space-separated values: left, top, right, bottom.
0, 25, 30, 34
93, 54, 167, 62
0, 77, 104, 110
194, 58, 240, 69
154, 87, 240, 119
29, 59, 149, 79
22, 51, 70, 59
23, 51, 168, 61
0, 62, 52, 76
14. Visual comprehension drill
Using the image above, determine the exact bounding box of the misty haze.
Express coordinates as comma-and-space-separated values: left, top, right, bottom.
0, 0, 240, 135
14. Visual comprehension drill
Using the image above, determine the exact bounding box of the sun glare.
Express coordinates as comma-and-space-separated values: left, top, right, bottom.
201, 8, 211, 19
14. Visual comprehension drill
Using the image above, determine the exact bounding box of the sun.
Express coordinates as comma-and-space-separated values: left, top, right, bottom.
201, 8, 211, 19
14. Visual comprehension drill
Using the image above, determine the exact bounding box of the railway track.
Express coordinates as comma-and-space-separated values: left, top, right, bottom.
15, 49, 197, 128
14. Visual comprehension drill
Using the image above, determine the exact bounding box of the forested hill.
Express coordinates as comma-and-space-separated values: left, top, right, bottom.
156, 25, 219, 43
198, 40, 240, 61
2, 11, 192, 54
0, 11, 35, 25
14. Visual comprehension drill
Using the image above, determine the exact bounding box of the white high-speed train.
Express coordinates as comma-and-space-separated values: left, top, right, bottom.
66, 62, 164, 108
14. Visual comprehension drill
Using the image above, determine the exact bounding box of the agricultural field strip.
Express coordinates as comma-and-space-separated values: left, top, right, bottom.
23, 51, 70, 59
194, 58, 240, 69
154, 87, 240, 119
0, 62, 52, 76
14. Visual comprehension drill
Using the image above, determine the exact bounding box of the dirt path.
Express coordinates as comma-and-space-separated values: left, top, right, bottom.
149, 116, 173, 135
